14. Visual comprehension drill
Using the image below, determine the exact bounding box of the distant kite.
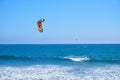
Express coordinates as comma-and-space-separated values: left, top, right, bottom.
37, 18, 45, 32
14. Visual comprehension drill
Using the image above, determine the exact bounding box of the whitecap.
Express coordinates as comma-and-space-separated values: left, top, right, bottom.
64, 56, 92, 62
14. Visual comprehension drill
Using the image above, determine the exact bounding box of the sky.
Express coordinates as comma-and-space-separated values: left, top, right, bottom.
0, 0, 120, 44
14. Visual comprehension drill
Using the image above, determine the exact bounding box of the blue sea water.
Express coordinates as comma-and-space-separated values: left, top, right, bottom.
0, 44, 120, 80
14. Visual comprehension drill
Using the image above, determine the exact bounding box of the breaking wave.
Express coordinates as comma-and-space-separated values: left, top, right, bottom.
64, 56, 92, 62
0, 55, 120, 63
0, 65, 120, 80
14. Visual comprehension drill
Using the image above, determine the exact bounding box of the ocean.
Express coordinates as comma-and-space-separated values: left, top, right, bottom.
0, 44, 120, 80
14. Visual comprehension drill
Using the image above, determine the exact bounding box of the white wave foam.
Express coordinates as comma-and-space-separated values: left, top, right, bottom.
64, 56, 92, 62
0, 65, 120, 80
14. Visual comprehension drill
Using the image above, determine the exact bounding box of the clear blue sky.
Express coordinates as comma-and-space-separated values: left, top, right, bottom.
0, 0, 120, 44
